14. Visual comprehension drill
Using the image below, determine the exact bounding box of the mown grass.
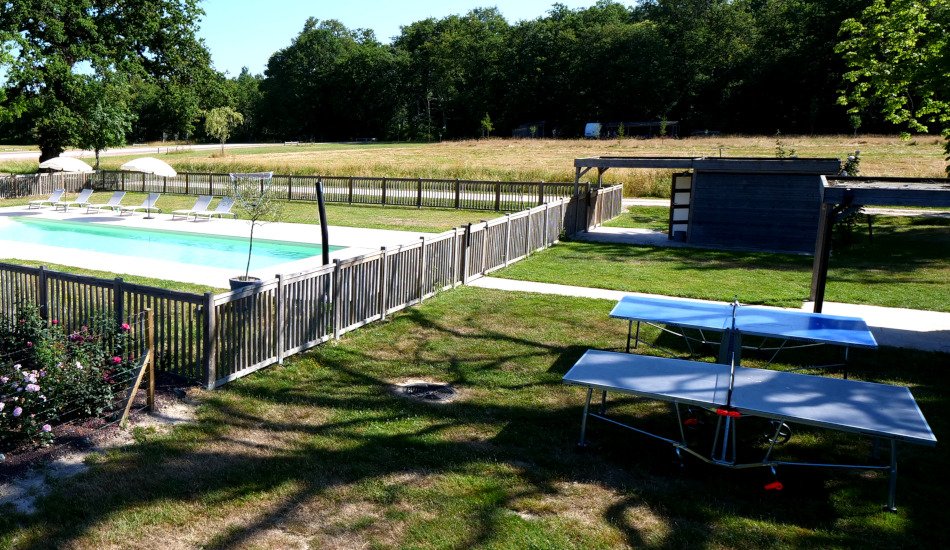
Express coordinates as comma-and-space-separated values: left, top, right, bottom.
1, 135, 945, 197
3, 259, 223, 294
603, 205, 670, 230
497, 215, 950, 312
0, 192, 490, 233
0, 287, 945, 548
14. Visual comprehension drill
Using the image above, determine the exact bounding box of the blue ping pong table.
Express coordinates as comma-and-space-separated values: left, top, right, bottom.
610, 295, 877, 368
564, 349, 936, 510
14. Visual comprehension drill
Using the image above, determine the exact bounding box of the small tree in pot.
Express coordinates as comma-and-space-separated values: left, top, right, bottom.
229, 171, 280, 290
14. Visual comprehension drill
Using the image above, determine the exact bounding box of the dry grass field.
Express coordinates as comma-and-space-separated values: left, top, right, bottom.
4, 135, 945, 197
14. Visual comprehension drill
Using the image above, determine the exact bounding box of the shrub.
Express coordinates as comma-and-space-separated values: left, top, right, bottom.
0, 305, 134, 448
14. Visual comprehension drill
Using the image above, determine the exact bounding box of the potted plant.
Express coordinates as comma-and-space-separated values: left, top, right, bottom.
228, 171, 281, 291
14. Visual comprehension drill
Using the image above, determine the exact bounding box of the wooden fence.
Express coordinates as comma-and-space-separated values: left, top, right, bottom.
93, 171, 584, 212
0, 184, 622, 388
0, 173, 92, 199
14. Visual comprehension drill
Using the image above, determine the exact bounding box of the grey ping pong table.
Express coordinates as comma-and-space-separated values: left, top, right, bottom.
610, 295, 877, 370
563, 349, 936, 510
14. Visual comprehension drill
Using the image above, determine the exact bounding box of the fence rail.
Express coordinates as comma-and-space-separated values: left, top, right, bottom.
0, 173, 92, 199
0, 184, 622, 388
92, 171, 583, 212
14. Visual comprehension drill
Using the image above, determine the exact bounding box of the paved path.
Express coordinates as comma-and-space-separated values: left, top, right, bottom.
469, 276, 950, 353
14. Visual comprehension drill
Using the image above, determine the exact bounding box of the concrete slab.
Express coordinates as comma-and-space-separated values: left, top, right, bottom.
0, 206, 438, 287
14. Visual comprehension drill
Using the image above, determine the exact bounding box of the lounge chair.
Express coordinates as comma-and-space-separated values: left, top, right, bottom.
192, 197, 237, 220
86, 191, 127, 213
171, 195, 213, 220
53, 189, 94, 211
28, 189, 65, 209
119, 193, 161, 215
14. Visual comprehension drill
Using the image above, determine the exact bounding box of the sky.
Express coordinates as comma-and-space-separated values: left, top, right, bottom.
197, 0, 609, 77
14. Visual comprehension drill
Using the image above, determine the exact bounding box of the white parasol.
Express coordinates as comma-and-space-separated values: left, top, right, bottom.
120, 157, 177, 178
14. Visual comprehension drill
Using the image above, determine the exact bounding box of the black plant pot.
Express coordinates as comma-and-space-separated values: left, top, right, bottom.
229, 276, 262, 291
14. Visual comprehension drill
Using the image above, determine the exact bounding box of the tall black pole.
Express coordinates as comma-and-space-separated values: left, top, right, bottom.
316, 180, 330, 266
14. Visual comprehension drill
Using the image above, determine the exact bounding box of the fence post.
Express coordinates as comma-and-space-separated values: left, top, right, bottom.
120, 171, 125, 191
287, 176, 293, 201
451, 228, 460, 288
348, 177, 354, 204
454, 179, 461, 209
494, 181, 501, 211
276, 273, 285, 365
203, 292, 216, 390
162, 177, 167, 194
332, 260, 342, 340
38, 266, 48, 320
418, 237, 427, 302
208, 173, 213, 196
526, 210, 533, 253
503, 215, 511, 266
381, 177, 387, 205
379, 247, 389, 320
141, 173, 146, 192
542, 203, 550, 247
417, 178, 423, 208
461, 224, 471, 284
480, 221, 489, 275
185, 172, 190, 194
113, 277, 124, 324
147, 308, 155, 410
538, 181, 545, 205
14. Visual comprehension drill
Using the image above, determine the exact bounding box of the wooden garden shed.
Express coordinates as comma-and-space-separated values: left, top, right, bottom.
574, 156, 842, 253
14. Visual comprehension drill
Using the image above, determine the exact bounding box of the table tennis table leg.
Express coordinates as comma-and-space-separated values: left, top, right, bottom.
578, 387, 593, 447
625, 320, 641, 352
886, 439, 898, 512
843, 347, 849, 379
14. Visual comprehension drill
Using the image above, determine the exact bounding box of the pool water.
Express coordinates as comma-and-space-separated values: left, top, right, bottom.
0, 217, 338, 271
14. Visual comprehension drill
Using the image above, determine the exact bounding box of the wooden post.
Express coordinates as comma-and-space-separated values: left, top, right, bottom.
208, 173, 213, 195
185, 172, 190, 194
162, 177, 167, 194
381, 177, 387, 205
525, 211, 533, 253
454, 178, 461, 209
418, 237, 427, 301
451, 229, 460, 288
147, 308, 155, 410
494, 181, 501, 211
542, 204, 550, 247
203, 292, 216, 390
460, 224, 471, 283
348, 177, 354, 204
38, 266, 48, 320
503, 215, 511, 266
538, 181, 545, 205
379, 247, 389, 319
573, 167, 580, 196
480, 222, 489, 275
332, 260, 342, 339
417, 178, 423, 208
276, 274, 285, 364
113, 277, 124, 324
287, 176, 293, 200
121, 171, 125, 191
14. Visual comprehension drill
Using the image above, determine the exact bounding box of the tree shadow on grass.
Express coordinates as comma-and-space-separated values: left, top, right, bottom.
2, 306, 946, 548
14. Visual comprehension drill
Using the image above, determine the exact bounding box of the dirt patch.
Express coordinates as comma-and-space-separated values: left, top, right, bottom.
0, 387, 200, 514
389, 378, 461, 404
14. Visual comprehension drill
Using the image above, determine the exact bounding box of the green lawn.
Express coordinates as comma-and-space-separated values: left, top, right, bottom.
496, 215, 950, 312
0, 192, 490, 233
603, 205, 670, 231
2, 287, 946, 548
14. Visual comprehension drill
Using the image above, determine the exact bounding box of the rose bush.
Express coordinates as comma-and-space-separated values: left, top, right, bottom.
0, 304, 134, 448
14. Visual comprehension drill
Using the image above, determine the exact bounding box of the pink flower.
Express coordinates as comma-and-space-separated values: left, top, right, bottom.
12, 407, 22, 417
26, 341, 33, 348
51, 319, 59, 325
0, 402, 4, 411
111, 356, 122, 364
121, 323, 131, 332
42, 424, 51, 433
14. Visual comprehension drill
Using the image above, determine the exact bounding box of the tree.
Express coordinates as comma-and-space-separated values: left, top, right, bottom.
229, 172, 282, 281
0, 0, 213, 161
836, 0, 949, 173
76, 75, 135, 169
480, 113, 494, 137
204, 107, 244, 154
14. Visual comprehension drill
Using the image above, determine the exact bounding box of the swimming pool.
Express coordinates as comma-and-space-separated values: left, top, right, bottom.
0, 217, 340, 272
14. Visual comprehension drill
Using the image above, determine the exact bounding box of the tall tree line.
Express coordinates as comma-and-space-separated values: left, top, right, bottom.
2, 0, 945, 157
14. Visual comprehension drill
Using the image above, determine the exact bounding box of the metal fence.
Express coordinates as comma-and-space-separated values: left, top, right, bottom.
0, 184, 622, 388
93, 171, 584, 212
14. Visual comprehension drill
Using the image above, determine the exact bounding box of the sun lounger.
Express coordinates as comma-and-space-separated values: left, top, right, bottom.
28, 189, 65, 209
53, 189, 94, 211
192, 196, 237, 220
86, 191, 127, 213
171, 195, 213, 220
119, 193, 161, 215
